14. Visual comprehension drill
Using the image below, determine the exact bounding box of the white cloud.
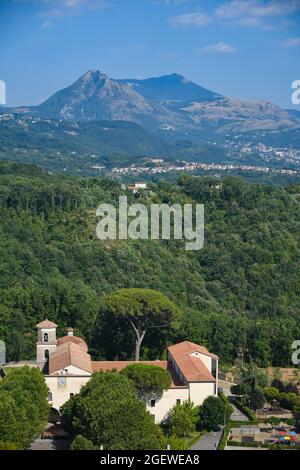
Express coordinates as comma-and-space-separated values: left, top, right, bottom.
215, 0, 300, 19
168, 11, 213, 28
202, 42, 237, 53
281, 37, 300, 47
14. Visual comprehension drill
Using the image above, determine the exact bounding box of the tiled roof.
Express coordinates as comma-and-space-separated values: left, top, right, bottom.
49, 341, 92, 375
168, 341, 217, 383
91, 360, 188, 389
57, 335, 88, 352
168, 341, 218, 360
36, 319, 57, 329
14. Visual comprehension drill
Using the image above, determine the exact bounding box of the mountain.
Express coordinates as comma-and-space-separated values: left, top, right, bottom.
118, 73, 221, 103
10, 70, 300, 136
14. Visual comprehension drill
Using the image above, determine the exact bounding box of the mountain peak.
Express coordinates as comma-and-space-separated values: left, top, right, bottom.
81, 69, 108, 82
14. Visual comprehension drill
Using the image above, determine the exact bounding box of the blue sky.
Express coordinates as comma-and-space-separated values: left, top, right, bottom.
0, 0, 300, 108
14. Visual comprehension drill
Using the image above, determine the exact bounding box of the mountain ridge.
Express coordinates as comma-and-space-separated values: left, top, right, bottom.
7, 70, 300, 135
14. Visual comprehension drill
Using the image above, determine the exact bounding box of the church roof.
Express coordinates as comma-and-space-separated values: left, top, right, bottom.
57, 335, 88, 351
49, 341, 92, 375
36, 319, 57, 329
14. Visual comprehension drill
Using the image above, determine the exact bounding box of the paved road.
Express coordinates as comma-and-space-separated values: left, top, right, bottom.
191, 430, 223, 450
219, 381, 249, 422
228, 397, 249, 422
29, 438, 70, 450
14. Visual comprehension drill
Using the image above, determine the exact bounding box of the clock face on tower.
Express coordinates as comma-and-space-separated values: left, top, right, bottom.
57, 376, 66, 386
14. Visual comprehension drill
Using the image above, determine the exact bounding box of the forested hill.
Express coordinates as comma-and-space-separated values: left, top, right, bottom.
0, 160, 299, 367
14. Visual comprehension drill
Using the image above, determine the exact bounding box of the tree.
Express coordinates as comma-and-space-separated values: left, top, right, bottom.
167, 401, 198, 438
264, 387, 280, 402
271, 378, 285, 392
121, 364, 171, 402
199, 396, 225, 431
71, 435, 96, 450
99, 289, 180, 361
61, 371, 161, 450
230, 384, 245, 396
249, 388, 265, 410
0, 366, 49, 449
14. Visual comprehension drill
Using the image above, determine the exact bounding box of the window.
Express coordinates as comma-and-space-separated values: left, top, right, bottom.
43, 332, 49, 343
44, 349, 49, 359
150, 399, 156, 408
48, 392, 52, 401
70, 393, 74, 398
176, 399, 181, 405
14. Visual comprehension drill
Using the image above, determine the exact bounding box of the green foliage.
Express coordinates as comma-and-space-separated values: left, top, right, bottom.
159, 435, 188, 450
70, 435, 96, 450
219, 392, 234, 421
97, 288, 180, 360
271, 378, 285, 392
0, 164, 299, 367
121, 364, 171, 401
0, 441, 17, 450
230, 384, 245, 396
264, 387, 280, 402
249, 388, 265, 410
61, 371, 161, 450
0, 366, 49, 449
237, 362, 266, 410
167, 401, 199, 438
199, 396, 225, 431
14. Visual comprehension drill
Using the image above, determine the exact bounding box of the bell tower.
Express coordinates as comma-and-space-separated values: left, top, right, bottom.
36, 319, 57, 370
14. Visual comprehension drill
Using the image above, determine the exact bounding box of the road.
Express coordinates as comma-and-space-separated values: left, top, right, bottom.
191, 430, 223, 451
219, 379, 249, 422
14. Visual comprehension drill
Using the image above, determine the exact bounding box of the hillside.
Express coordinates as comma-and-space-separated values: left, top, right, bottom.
0, 161, 299, 367
0, 115, 170, 159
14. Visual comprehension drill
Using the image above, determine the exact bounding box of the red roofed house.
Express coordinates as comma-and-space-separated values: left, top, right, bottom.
37, 320, 218, 424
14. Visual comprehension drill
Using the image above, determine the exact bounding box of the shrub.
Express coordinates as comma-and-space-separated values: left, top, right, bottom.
167, 401, 198, 438
199, 396, 225, 431
71, 435, 96, 450
0, 441, 17, 450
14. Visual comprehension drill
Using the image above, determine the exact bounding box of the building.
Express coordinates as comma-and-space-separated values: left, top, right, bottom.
127, 182, 149, 193
37, 319, 218, 424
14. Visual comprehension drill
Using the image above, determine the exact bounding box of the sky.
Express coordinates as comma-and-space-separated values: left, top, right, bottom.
0, 0, 300, 108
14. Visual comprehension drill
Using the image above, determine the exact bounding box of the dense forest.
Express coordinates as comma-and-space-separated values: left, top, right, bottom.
0, 160, 299, 367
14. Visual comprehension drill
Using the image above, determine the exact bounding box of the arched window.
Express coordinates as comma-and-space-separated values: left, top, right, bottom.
44, 349, 50, 359
43, 333, 49, 343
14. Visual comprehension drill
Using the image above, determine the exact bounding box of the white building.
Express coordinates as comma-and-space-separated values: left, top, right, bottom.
37, 319, 218, 424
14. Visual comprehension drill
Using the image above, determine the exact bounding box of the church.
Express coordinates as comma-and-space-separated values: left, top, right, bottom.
36, 319, 219, 424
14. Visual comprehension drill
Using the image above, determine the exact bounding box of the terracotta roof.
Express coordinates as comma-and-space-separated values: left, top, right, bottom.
168, 341, 217, 383
168, 341, 218, 360
49, 341, 92, 375
91, 360, 188, 389
57, 335, 88, 351
36, 319, 57, 329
